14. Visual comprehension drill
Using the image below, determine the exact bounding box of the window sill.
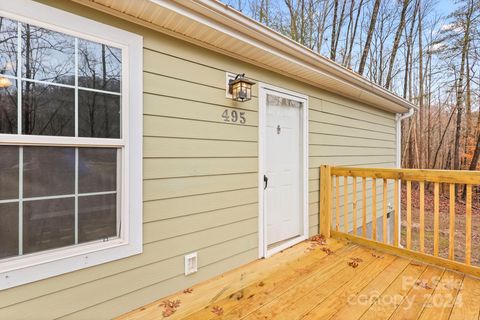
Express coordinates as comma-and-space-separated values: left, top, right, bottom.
0, 237, 142, 290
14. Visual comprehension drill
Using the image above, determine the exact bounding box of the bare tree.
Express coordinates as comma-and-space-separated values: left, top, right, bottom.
358, 0, 381, 75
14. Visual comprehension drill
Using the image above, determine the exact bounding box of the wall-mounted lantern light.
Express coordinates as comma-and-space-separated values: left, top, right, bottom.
228, 74, 255, 102
0, 76, 12, 88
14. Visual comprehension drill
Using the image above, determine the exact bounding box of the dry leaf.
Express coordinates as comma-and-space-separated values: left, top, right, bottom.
415, 280, 432, 289
159, 299, 181, 317
212, 306, 224, 316
348, 261, 359, 268
321, 247, 334, 255
310, 234, 327, 245
372, 253, 384, 259
183, 288, 193, 294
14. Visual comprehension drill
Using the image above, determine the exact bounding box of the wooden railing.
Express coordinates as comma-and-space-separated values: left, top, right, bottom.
319, 165, 480, 277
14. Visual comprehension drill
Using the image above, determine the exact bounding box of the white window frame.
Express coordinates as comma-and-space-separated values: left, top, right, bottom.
0, 0, 143, 289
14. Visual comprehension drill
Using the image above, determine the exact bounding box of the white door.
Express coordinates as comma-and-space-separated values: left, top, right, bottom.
264, 92, 304, 246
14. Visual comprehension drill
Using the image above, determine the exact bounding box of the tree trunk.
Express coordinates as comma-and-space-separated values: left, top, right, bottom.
418, 0, 424, 168
385, 0, 410, 89
358, 0, 381, 75
345, 0, 363, 68
330, 0, 339, 60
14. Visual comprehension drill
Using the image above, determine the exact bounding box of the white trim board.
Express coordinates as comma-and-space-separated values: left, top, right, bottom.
258, 83, 309, 258
0, 0, 143, 290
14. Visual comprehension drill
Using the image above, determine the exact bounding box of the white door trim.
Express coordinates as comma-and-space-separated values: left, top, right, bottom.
258, 83, 309, 258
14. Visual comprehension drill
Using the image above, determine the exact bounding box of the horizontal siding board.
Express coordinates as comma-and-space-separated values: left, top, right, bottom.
144, 72, 259, 111
143, 137, 257, 158
144, 173, 257, 201
309, 122, 395, 141
144, 115, 257, 141
321, 100, 396, 125
143, 48, 227, 90
310, 145, 395, 157
309, 110, 395, 133
144, 158, 257, 179
144, 203, 258, 243
144, 188, 258, 222
144, 94, 258, 126
309, 155, 395, 167
309, 133, 395, 147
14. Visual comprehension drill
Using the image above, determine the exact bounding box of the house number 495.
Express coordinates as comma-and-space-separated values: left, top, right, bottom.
222, 109, 246, 124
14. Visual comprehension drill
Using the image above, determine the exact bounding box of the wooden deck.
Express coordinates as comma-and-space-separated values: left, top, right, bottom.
117, 238, 480, 320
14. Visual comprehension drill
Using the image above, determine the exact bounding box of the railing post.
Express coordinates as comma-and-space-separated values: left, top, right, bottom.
320, 165, 332, 238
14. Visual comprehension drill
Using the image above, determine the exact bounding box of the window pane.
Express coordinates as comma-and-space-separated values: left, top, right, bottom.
78, 90, 120, 138
0, 78, 17, 133
22, 81, 74, 136
23, 197, 74, 254
78, 148, 117, 193
78, 194, 116, 243
0, 202, 19, 259
23, 147, 75, 198
0, 146, 18, 200
78, 39, 121, 92
22, 24, 75, 85
0, 17, 17, 77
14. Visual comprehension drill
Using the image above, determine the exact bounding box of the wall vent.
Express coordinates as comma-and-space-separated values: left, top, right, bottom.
184, 252, 198, 275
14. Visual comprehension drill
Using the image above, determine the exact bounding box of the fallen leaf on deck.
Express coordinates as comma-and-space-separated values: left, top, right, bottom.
310, 234, 327, 245
348, 261, 359, 268
321, 247, 334, 255
415, 280, 432, 289
372, 253, 384, 259
159, 299, 181, 317
183, 288, 193, 294
212, 306, 224, 316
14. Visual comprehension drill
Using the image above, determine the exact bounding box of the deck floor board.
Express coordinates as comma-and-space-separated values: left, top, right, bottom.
117, 239, 480, 320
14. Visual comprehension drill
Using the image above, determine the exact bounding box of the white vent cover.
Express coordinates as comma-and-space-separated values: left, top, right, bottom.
184, 252, 198, 275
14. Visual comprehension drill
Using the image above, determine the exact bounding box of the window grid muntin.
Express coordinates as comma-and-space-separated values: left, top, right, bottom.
3, 18, 122, 138
0, 146, 120, 258
1, 16, 124, 260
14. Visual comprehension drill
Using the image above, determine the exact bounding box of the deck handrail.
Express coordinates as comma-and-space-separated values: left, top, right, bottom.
319, 165, 480, 277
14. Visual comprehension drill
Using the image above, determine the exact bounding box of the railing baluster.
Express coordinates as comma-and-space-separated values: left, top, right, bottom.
466, 184, 472, 265
383, 179, 387, 243
449, 183, 455, 260
420, 181, 425, 253
353, 177, 357, 236
434, 182, 440, 257
319, 165, 332, 237
394, 179, 399, 247
407, 180, 412, 249
344, 176, 348, 233
335, 175, 340, 232
372, 179, 377, 241
362, 177, 367, 237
